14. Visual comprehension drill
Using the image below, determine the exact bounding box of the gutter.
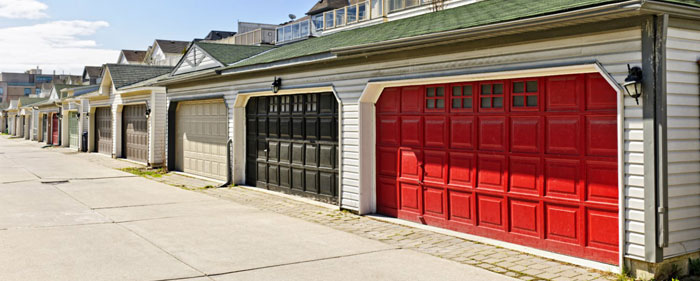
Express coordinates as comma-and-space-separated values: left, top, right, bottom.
642, 0, 700, 19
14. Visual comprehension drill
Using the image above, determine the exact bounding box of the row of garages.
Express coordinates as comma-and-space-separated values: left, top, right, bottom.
1, 3, 698, 278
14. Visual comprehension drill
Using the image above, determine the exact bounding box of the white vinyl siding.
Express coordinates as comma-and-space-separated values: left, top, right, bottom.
173, 46, 222, 76
665, 25, 700, 258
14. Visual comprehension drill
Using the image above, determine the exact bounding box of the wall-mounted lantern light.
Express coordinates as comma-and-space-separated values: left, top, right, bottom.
623, 65, 643, 105
271, 77, 282, 93
145, 105, 151, 118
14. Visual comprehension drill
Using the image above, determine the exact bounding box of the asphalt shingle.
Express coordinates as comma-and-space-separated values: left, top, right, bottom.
156, 40, 190, 54
105, 64, 173, 89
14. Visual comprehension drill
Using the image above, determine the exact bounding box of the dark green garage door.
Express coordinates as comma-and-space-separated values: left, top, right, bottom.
245, 93, 339, 203
69, 112, 79, 149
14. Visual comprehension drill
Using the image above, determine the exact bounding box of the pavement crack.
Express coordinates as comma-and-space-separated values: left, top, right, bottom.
206, 248, 400, 278
4, 221, 114, 231
0, 179, 38, 184
149, 275, 214, 281
67, 175, 139, 181
115, 223, 210, 279
22, 167, 43, 180
91, 200, 213, 211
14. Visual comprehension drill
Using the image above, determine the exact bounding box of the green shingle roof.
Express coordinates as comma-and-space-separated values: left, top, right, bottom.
226, 0, 699, 70
105, 64, 173, 89
196, 42, 276, 65
19, 97, 48, 107
54, 84, 82, 92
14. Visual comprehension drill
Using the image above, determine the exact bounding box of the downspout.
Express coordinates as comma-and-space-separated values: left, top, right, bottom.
654, 13, 669, 251
55, 102, 62, 146
641, 13, 669, 263
222, 138, 233, 188
221, 97, 233, 188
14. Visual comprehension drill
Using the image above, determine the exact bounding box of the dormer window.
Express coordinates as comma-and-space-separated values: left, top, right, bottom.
388, 0, 424, 12
347, 5, 357, 23
311, 1, 378, 33
335, 8, 345, 26
277, 20, 312, 44
325, 11, 334, 29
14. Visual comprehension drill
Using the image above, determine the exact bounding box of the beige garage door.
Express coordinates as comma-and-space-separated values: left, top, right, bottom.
175, 100, 228, 181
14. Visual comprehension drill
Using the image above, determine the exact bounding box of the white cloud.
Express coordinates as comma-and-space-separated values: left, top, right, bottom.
0, 20, 119, 75
0, 0, 48, 19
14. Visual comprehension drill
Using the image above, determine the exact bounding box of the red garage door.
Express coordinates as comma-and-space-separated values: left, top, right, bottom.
51, 113, 59, 146
376, 73, 619, 264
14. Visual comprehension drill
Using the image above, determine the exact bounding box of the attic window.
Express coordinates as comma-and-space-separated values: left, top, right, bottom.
276, 20, 311, 44
388, 0, 425, 12
314, 1, 377, 32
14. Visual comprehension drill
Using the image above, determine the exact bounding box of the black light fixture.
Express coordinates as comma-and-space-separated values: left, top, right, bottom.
271, 77, 282, 93
623, 65, 643, 105
145, 104, 151, 118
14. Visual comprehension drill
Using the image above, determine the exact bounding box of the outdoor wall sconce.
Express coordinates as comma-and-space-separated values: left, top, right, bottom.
77, 112, 80, 118
145, 107, 151, 118
624, 65, 643, 105
271, 77, 282, 93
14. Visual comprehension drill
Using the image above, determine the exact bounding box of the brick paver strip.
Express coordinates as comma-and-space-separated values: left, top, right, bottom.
196, 186, 617, 281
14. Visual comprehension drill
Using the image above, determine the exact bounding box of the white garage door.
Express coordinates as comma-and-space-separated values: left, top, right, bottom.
175, 100, 228, 181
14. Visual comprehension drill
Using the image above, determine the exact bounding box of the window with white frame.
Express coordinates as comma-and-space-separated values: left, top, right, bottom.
312, 14, 324, 32
316, 1, 375, 32
276, 20, 312, 44
388, 0, 428, 12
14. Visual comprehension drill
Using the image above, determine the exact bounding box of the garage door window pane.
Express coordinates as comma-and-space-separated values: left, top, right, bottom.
526, 81, 538, 92
480, 83, 503, 110
281, 96, 290, 112
306, 95, 317, 112
527, 96, 538, 107
513, 96, 525, 107
425, 86, 445, 111
512, 80, 539, 110
293, 96, 304, 112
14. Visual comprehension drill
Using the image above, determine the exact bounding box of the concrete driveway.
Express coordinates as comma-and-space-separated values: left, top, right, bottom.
0, 136, 515, 281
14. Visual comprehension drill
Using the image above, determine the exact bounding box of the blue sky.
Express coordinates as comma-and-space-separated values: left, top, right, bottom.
0, 0, 313, 74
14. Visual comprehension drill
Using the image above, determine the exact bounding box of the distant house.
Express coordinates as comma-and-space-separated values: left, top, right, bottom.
143, 40, 190, 66
59, 84, 99, 150
226, 22, 279, 46
202, 30, 237, 41
0, 68, 81, 103
116, 50, 147, 65
82, 66, 103, 85
82, 63, 171, 165
0, 102, 9, 134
